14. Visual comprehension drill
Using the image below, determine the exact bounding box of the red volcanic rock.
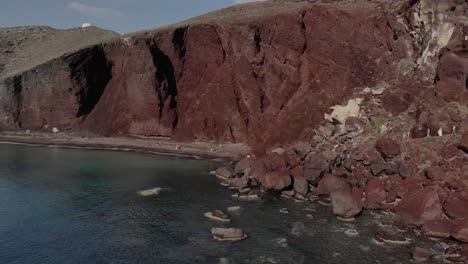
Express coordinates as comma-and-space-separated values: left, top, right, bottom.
303, 153, 330, 184
375, 139, 401, 160
234, 158, 254, 175
289, 165, 304, 178
364, 178, 386, 209
284, 149, 301, 167
425, 166, 446, 181
460, 132, 468, 153
395, 188, 443, 226
444, 193, 468, 220
247, 159, 267, 182
331, 187, 363, 219
423, 219, 454, 239
215, 166, 235, 179
441, 144, 460, 160
317, 173, 350, 196
452, 219, 468, 243
291, 142, 313, 160
263, 153, 287, 172
262, 170, 292, 191
293, 176, 309, 195
370, 162, 397, 176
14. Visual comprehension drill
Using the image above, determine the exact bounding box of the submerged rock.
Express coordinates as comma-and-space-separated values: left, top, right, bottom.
211, 228, 247, 242
204, 209, 231, 222
137, 187, 162, 197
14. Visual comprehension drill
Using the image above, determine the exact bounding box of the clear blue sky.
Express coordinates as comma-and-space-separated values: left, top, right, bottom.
0, 0, 264, 34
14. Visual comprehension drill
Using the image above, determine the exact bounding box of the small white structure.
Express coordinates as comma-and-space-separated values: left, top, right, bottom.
52, 127, 60, 133
82, 23, 93, 28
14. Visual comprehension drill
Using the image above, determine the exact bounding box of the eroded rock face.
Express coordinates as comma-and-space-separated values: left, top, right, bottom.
3, 0, 464, 146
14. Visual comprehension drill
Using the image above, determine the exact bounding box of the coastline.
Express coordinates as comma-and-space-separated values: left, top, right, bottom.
0, 131, 250, 161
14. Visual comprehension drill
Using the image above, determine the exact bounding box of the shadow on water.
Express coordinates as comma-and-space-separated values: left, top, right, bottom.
0, 144, 437, 264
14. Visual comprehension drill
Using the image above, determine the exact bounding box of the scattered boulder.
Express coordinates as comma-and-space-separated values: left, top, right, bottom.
395, 189, 443, 226
234, 158, 254, 175
226, 176, 249, 190
205, 210, 231, 222
423, 219, 453, 238
303, 153, 330, 184
262, 170, 292, 191
444, 193, 468, 220
293, 176, 309, 195
289, 165, 304, 178
331, 187, 363, 219
216, 166, 236, 179
370, 162, 397, 176
375, 138, 401, 160
291, 141, 313, 160
211, 228, 247, 242
452, 219, 468, 243
364, 178, 386, 209
263, 153, 287, 171
284, 149, 301, 167
317, 173, 350, 195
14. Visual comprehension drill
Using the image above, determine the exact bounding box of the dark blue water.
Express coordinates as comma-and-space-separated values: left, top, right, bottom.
0, 143, 428, 264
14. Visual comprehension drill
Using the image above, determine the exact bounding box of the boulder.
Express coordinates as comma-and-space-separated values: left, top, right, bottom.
289, 165, 304, 178
375, 138, 401, 160
291, 141, 313, 160
425, 166, 445, 181
262, 170, 292, 191
452, 219, 468, 243
412, 247, 435, 262
370, 162, 397, 176
204, 210, 231, 222
211, 228, 247, 242
263, 153, 288, 171
284, 149, 301, 167
331, 187, 363, 219
317, 173, 350, 195
226, 176, 249, 190
444, 192, 468, 220
423, 219, 453, 238
234, 158, 254, 175
293, 176, 309, 195
303, 153, 330, 184
215, 166, 236, 179
364, 178, 386, 209
395, 189, 443, 226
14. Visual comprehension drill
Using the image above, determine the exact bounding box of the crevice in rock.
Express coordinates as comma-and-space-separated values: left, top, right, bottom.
12, 75, 22, 128
229, 125, 236, 142
172, 26, 188, 60
252, 71, 265, 113
254, 27, 262, 54
148, 40, 179, 129
214, 26, 227, 63
66, 45, 112, 117
300, 11, 308, 54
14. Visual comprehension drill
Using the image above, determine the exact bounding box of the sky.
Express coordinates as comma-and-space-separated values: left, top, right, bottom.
0, 0, 266, 34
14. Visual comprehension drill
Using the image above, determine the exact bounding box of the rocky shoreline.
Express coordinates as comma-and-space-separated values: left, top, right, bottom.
212, 113, 467, 262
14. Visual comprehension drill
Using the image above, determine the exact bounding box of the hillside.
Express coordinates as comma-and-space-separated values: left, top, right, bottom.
0, 26, 119, 80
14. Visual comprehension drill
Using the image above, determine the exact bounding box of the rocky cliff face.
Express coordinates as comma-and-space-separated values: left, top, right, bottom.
0, 0, 466, 148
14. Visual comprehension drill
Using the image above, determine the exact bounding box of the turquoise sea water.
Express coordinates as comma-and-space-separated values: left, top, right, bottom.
0, 143, 432, 263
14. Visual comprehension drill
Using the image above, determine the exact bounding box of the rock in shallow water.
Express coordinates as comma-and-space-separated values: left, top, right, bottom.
204, 210, 231, 222
137, 187, 162, 197
211, 228, 247, 242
